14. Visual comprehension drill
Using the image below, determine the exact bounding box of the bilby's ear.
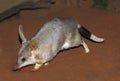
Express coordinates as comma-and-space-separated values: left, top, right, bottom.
19, 24, 27, 43
30, 39, 38, 51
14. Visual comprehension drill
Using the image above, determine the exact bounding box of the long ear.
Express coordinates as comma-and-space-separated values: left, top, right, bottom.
19, 24, 27, 43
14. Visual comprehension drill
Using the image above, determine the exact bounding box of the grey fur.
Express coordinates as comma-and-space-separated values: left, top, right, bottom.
14, 17, 104, 70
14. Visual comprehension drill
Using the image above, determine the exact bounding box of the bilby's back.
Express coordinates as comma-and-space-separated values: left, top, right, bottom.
32, 17, 81, 50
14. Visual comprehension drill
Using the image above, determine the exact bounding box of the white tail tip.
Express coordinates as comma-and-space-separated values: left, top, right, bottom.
90, 34, 105, 42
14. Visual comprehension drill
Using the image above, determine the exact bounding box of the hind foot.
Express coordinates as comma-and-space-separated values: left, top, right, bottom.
82, 41, 90, 53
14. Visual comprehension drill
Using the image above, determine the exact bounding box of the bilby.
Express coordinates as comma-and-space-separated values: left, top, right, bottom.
14, 17, 104, 71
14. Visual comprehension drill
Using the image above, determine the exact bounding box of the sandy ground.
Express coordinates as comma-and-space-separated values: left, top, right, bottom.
0, 7, 120, 81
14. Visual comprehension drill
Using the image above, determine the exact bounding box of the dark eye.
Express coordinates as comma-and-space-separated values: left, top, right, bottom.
22, 58, 26, 62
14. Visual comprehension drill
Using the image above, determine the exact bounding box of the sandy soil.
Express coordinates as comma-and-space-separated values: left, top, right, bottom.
0, 7, 120, 81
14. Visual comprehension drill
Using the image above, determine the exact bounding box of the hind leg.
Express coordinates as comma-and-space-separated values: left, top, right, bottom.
82, 41, 90, 53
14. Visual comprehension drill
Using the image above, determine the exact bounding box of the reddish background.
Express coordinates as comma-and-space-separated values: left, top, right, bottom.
0, 7, 120, 81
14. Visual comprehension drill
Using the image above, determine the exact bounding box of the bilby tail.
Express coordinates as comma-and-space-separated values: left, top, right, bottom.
77, 24, 105, 42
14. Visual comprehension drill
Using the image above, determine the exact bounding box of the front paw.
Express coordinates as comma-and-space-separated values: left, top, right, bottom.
30, 63, 43, 72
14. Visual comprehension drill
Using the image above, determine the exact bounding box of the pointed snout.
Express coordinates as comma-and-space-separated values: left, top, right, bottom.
13, 65, 22, 71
